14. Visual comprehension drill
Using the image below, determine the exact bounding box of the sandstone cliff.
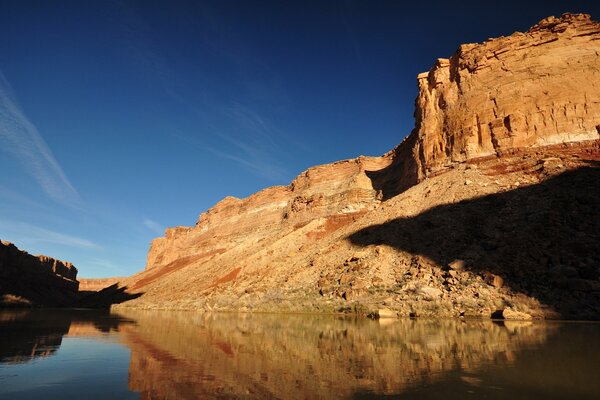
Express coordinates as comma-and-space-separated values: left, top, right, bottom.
145, 156, 390, 272
0, 240, 79, 307
110, 14, 600, 319
78, 277, 124, 292
374, 12, 600, 197
411, 13, 600, 177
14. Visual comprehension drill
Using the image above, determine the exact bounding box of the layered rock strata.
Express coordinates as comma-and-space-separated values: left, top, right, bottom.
0, 240, 79, 307
111, 14, 600, 319
145, 156, 390, 272
78, 277, 124, 292
376, 12, 600, 195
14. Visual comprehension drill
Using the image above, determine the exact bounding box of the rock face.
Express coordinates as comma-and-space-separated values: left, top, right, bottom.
145, 156, 390, 272
412, 13, 600, 176
112, 14, 600, 319
0, 240, 79, 307
374, 13, 600, 197
78, 277, 124, 292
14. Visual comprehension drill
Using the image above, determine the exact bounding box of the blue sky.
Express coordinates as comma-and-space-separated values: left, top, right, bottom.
1, 1, 598, 278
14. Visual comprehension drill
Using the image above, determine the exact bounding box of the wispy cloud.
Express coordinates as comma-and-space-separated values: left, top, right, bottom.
110, 3, 295, 182
0, 220, 97, 249
0, 184, 50, 211
206, 103, 290, 181
227, 103, 276, 141
207, 146, 287, 181
87, 258, 127, 274
143, 217, 164, 235
0, 71, 80, 206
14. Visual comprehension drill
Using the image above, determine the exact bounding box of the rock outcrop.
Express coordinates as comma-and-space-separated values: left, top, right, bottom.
110, 14, 600, 319
145, 156, 390, 272
0, 240, 79, 307
411, 13, 600, 177
375, 12, 600, 196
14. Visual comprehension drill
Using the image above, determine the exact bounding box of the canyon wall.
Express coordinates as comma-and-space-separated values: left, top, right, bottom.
144, 13, 600, 273
409, 13, 600, 179
0, 240, 79, 306
78, 277, 124, 292
145, 156, 391, 271
114, 14, 600, 319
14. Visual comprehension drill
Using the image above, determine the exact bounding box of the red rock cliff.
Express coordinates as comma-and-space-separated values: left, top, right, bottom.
117, 14, 600, 319
145, 156, 391, 271
409, 13, 600, 179
145, 13, 600, 273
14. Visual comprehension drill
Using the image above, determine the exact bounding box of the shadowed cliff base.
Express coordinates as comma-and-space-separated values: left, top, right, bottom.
75, 284, 143, 309
0, 241, 79, 308
349, 163, 600, 319
365, 132, 420, 201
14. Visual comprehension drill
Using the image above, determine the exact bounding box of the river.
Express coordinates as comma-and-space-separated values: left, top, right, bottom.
1, 309, 599, 399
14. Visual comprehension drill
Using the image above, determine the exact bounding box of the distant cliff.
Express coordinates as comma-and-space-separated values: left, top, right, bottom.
0, 240, 79, 307
110, 14, 600, 319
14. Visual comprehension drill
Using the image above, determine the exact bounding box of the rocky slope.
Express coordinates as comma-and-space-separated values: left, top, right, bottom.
0, 240, 79, 307
107, 13, 600, 319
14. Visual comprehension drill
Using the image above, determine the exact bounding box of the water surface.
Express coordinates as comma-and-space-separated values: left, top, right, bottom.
1, 309, 599, 399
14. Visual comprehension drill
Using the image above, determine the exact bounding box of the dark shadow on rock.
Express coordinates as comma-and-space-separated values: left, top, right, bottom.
74, 284, 143, 309
366, 133, 420, 201
349, 164, 600, 319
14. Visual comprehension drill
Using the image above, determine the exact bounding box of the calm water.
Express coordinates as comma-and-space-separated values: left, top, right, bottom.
0, 310, 599, 399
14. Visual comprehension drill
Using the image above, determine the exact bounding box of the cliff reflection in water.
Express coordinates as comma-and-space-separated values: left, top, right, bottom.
0, 309, 132, 364
117, 311, 557, 399
1, 310, 599, 399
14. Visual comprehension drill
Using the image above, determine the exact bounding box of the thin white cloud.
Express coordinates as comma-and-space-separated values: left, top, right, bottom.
207, 146, 287, 181
206, 104, 291, 181
0, 184, 50, 210
87, 258, 127, 274
227, 103, 276, 142
143, 217, 164, 235
0, 220, 97, 249
0, 71, 80, 206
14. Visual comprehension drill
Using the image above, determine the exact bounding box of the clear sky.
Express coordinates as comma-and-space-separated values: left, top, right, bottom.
1, 0, 598, 278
